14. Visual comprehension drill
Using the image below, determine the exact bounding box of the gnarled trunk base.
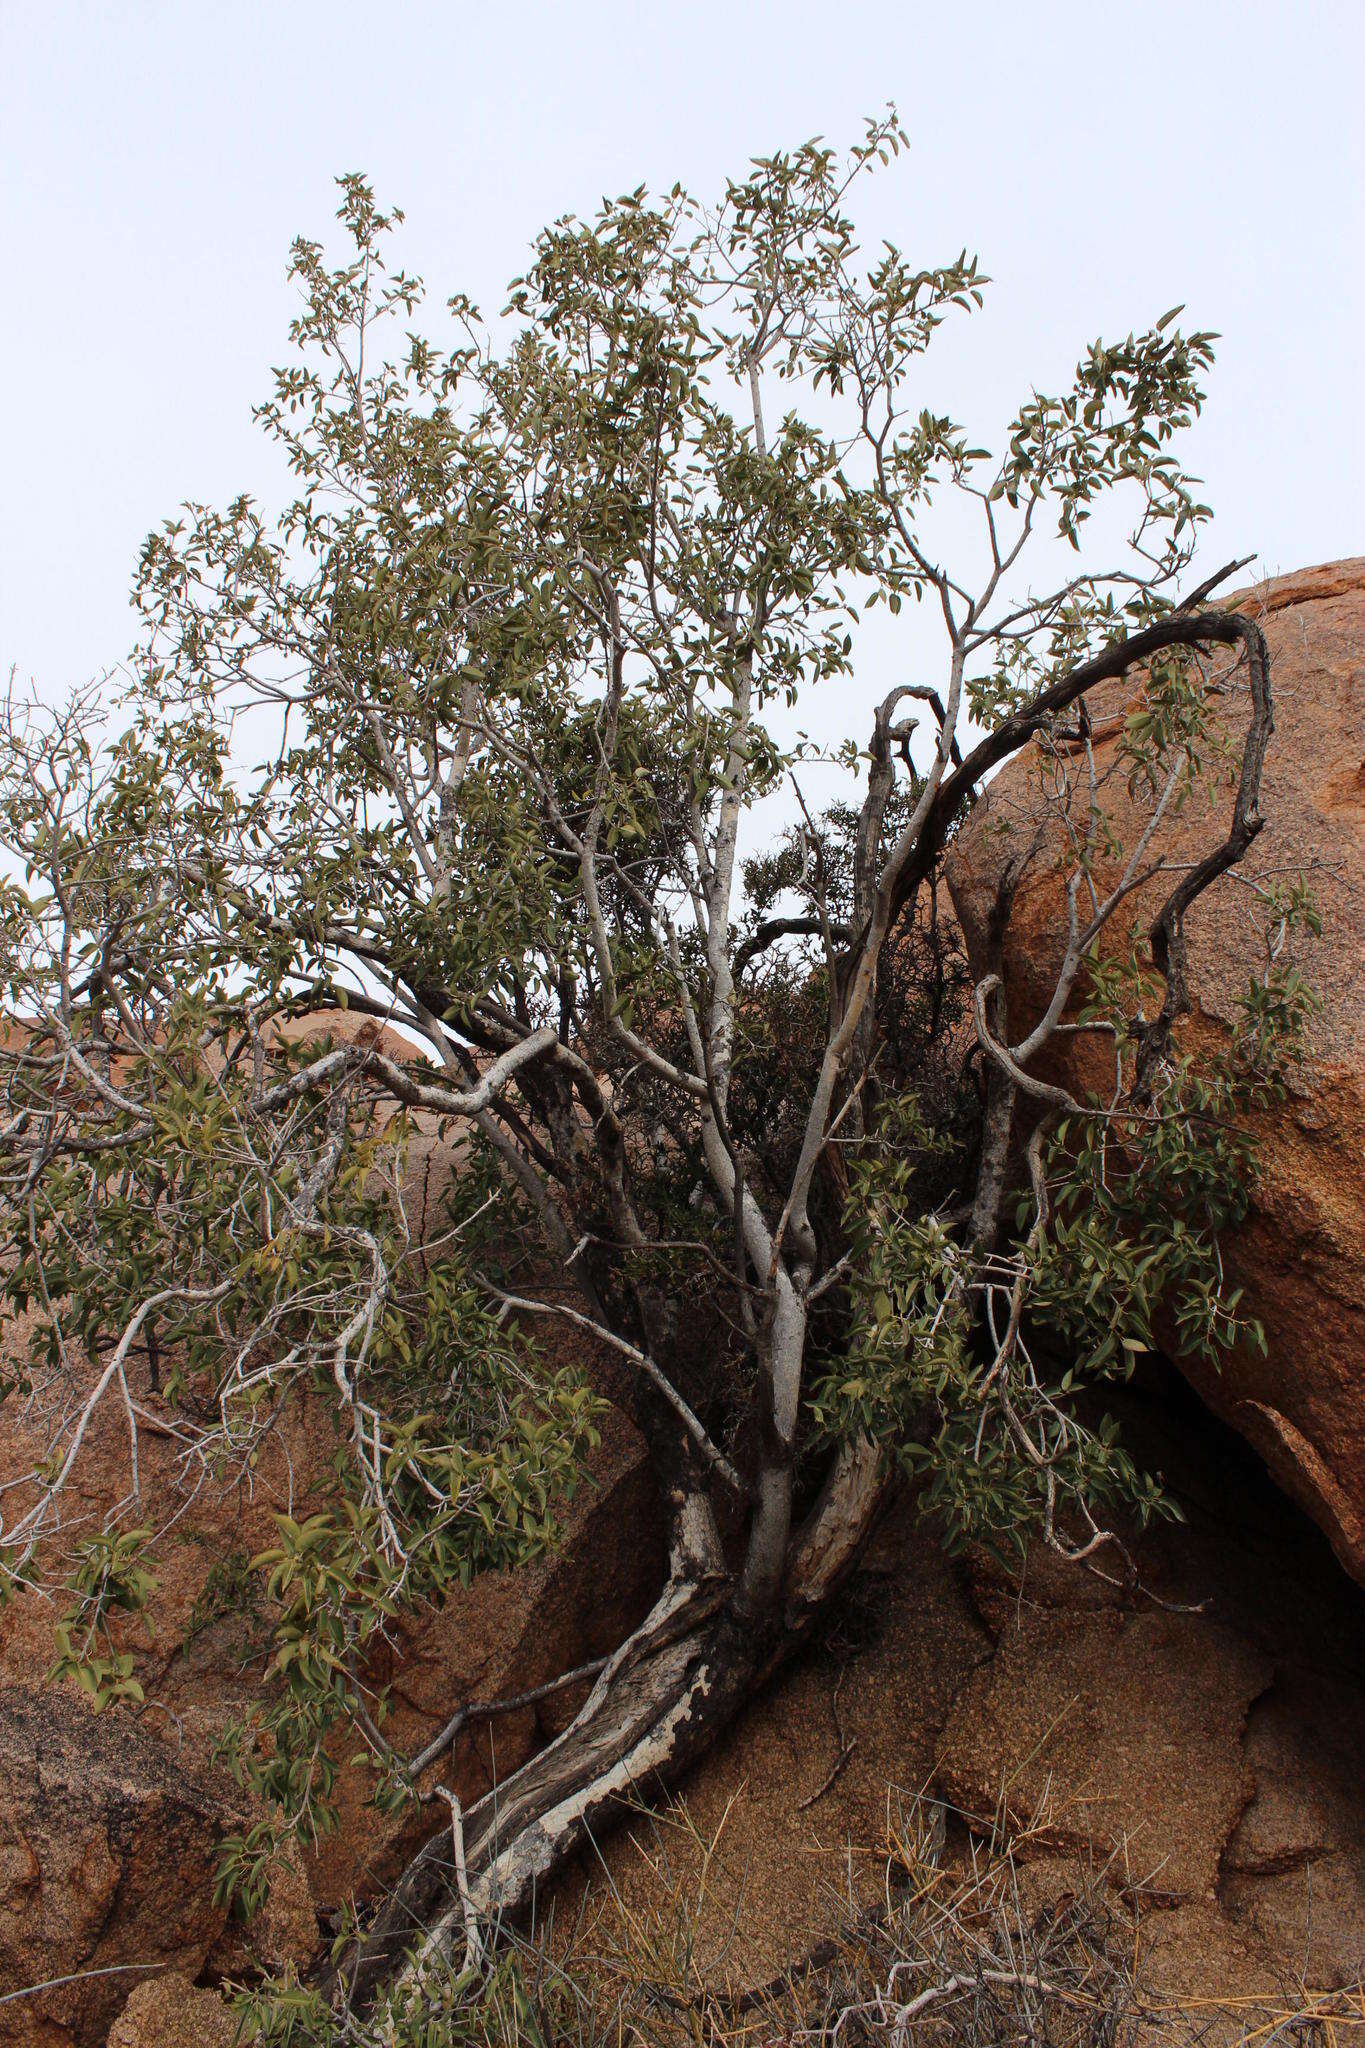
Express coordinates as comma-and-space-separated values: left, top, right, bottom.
324, 1438, 889, 2019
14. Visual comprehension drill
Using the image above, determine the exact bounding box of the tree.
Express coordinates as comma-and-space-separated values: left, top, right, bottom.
0, 116, 1308, 2026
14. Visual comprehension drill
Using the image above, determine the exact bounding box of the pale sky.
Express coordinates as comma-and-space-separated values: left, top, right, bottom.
2, 0, 1362, 704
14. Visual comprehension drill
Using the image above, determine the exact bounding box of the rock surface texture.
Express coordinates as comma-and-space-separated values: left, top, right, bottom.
946, 559, 1365, 1584
105, 1975, 236, 2048
0, 1021, 666, 2048
567, 1380, 1365, 1999
0, 1690, 240, 2047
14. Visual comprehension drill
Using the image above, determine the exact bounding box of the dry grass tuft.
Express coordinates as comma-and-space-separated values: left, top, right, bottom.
244, 1789, 1365, 2045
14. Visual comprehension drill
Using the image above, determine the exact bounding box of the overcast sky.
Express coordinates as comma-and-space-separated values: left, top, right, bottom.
2, 0, 1362, 703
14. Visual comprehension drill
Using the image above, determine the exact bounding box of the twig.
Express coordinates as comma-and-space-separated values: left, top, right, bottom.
435, 1786, 484, 1975
0, 1961, 169, 2008
797, 1737, 859, 1813
408, 1655, 611, 1779
798, 1663, 858, 1812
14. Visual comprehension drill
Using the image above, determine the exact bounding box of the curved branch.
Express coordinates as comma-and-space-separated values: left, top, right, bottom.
885, 607, 1273, 941
484, 1286, 746, 1500
255, 1024, 561, 1120
734, 914, 852, 982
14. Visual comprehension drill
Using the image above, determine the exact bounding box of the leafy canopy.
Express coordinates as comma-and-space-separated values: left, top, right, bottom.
0, 117, 1312, 1907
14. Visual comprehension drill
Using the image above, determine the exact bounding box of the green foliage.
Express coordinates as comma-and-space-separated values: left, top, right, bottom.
214, 1818, 282, 1926
231, 1947, 562, 2048
48, 1528, 158, 1710
816, 879, 1318, 1564
203, 1362, 600, 1897
1034, 919, 1317, 1373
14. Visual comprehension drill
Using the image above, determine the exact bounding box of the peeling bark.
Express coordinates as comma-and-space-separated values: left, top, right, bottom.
323, 1450, 893, 2018
323, 1578, 748, 2015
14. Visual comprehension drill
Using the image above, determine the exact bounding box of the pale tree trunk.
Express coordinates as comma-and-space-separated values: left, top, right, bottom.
323, 1442, 888, 2018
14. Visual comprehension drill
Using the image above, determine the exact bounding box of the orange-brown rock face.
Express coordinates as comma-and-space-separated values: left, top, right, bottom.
0, 1689, 243, 2048
106, 1974, 236, 2048
946, 559, 1365, 1583
563, 1382, 1365, 1998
